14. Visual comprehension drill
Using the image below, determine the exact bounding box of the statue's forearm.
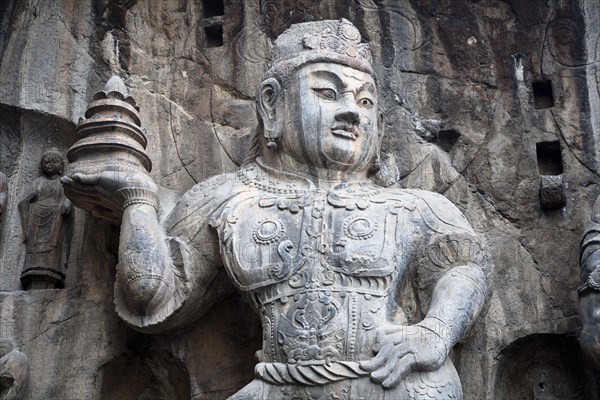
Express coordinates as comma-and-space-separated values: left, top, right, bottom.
419, 264, 488, 349
118, 203, 174, 316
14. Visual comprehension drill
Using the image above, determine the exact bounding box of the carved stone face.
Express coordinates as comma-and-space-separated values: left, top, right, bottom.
279, 62, 379, 173
41, 152, 64, 176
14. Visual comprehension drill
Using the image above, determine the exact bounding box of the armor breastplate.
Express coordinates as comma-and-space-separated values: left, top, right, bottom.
213, 163, 419, 376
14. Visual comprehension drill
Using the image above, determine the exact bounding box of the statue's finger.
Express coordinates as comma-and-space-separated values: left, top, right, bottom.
62, 182, 92, 196
381, 353, 416, 389
383, 325, 403, 334
360, 341, 393, 371
370, 343, 410, 383
387, 332, 409, 345
71, 173, 100, 185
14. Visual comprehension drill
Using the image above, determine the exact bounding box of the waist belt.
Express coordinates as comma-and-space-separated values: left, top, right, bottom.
255, 360, 368, 386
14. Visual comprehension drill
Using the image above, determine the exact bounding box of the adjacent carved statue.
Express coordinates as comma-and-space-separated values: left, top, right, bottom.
63, 19, 491, 399
19, 149, 72, 290
0, 340, 29, 400
0, 172, 6, 224
579, 197, 600, 365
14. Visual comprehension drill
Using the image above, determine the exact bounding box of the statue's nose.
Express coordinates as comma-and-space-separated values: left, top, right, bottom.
334, 104, 360, 127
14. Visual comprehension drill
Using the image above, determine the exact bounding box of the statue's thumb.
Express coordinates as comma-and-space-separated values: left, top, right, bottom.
70, 173, 98, 185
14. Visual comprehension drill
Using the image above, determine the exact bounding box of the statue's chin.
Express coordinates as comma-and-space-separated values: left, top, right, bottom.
320, 144, 370, 172
278, 141, 371, 174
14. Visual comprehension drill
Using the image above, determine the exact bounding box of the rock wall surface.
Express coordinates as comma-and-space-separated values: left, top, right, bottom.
0, 0, 599, 399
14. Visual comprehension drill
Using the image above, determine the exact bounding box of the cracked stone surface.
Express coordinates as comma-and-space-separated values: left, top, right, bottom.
0, 0, 599, 399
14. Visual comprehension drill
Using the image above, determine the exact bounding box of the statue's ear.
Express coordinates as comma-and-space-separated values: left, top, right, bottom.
257, 78, 283, 149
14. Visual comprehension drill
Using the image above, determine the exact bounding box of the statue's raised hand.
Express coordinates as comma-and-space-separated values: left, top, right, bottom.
360, 323, 449, 389
61, 161, 158, 222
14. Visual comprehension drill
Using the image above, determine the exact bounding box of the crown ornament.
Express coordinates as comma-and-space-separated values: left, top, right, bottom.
301, 19, 372, 64
263, 19, 374, 81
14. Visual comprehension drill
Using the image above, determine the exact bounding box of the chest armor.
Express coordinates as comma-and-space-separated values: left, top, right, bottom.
215, 175, 419, 366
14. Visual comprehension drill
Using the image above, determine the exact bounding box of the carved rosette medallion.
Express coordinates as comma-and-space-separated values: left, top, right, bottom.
343, 215, 377, 240
253, 219, 286, 245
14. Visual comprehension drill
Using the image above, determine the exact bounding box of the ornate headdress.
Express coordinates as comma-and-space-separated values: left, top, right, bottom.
262, 18, 374, 82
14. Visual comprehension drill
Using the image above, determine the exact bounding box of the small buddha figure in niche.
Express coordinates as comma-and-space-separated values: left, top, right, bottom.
19, 148, 72, 290
63, 19, 491, 399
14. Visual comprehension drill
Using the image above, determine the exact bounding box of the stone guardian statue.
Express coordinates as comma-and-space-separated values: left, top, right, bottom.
0, 340, 29, 400
19, 149, 72, 290
579, 197, 600, 365
0, 172, 7, 225
63, 19, 491, 399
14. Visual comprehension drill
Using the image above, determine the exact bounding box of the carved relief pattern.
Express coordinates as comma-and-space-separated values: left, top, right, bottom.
217, 163, 424, 386
279, 385, 350, 400
546, 16, 588, 67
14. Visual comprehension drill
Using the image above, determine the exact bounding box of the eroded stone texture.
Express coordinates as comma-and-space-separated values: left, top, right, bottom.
1, 0, 599, 399
494, 334, 593, 399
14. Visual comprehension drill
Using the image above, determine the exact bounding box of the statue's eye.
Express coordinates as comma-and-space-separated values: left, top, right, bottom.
314, 88, 337, 100
359, 98, 374, 108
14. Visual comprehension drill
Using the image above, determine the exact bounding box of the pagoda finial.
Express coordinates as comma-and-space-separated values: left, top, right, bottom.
104, 76, 128, 96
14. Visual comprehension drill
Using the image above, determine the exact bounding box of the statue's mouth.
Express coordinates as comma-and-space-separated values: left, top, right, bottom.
331, 126, 357, 140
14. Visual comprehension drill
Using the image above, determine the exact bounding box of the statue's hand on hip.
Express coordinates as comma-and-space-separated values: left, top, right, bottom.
360, 324, 448, 389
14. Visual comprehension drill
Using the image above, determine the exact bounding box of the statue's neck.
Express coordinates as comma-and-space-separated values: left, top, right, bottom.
262, 151, 369, 190
44, 173, 61, 180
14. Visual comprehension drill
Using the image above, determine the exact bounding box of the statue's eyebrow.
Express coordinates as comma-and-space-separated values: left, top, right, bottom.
357, 82, 376, 94
308, 70, 344, 87
307, 70, 376, 95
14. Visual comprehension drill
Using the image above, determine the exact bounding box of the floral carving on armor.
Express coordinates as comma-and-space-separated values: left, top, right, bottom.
287, 245, 336, 289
